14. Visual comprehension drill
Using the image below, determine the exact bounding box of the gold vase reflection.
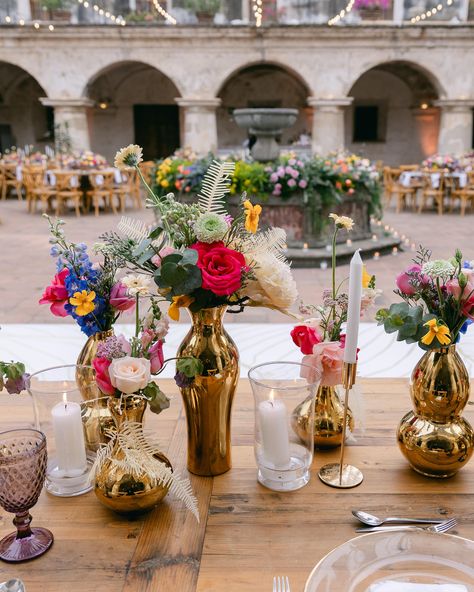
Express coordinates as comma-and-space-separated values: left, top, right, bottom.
177, 307, 239, 476
76, 330, 115, 452
398, 344, 474, 478
94, 394, 171, 514
292, 385, 354, 449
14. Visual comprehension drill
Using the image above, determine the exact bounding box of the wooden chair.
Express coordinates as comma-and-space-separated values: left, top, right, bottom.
1, 162, 23, 201
86, 171, 116, 216
452, 172, 474, 215
383, 167, 416, 212
53, 171, 82, 217
114, 168, 140, 212
23, 166, 55, 213
399, 164, 419, 171
418, 172, 445, 215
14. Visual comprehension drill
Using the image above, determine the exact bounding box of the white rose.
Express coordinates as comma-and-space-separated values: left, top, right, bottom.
109, 356, 151, 394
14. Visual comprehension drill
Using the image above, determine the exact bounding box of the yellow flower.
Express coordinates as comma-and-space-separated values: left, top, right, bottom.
243, 200, 262, 234
421, 318, 451, 346
161, 180, 169, 188
69, 290, 96, 317
362, 266, 372, 288
168, 295, 194, 321
329, 213, 354, 231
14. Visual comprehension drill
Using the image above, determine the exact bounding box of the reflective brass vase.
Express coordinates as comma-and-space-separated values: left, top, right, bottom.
398, 345, 474, 478
94, 394, 171, 514
177, 307, 239, 476
292, 385, 354, 449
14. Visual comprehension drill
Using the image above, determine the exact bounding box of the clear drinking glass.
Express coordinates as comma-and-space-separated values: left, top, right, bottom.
27, 365, 102, 497
0, 429, 53, 563
248, 361, 320, 491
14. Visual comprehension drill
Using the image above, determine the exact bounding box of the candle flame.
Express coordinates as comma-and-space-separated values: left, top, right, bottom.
62, 392, 68, 408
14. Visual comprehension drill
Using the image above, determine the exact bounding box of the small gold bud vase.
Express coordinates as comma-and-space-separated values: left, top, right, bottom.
292, 384, 354, 449
94, 394, 171, 514
177, 306, 239, 476
398, 344, 474, 478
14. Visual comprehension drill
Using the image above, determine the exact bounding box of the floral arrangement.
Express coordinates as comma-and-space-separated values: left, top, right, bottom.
72, 150, 108, 170
266, 155, 308, 199
376, 248, 473, 349
354, 0, 391, 8
422, 154, 460, 172
0, 361, 30, 394
230, 160, 268, 199
0, 148, 22, 163
39, 216, 136, 336
99, 145, 298, 319
291, 214, 381, 385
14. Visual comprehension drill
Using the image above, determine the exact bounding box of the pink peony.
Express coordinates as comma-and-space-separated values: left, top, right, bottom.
287, 178, 297, 188
151, 246, 177, 268
110, 282, 135, 312
92, 357, 115, 395
149, 340, 165, 373
301, 341, 345, 387
39, 268, 70, 317
291, 324, 322, 355
396, 264, 422, 296
270, 173, 279, 183
299, 179, 308, 189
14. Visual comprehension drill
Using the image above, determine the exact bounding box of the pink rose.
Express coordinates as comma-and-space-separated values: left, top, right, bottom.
447, 270, 474, 301
92, 357, 115, 395
291, 324, 322, 355
190, 241, 247, 296
149, 340, 165, 373
110, 282, 135, 312
109, 356, 151, 394
301, 341, 345, 387
298, 179, 308, 189
396, 264, 422, 296
39, 268, 70, 317
151, 246, 177, 268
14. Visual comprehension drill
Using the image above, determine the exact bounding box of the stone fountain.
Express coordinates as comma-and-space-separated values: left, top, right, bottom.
233, 108, 298, 161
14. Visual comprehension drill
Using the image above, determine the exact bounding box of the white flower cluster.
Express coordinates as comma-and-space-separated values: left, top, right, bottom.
422, 260, 456, 281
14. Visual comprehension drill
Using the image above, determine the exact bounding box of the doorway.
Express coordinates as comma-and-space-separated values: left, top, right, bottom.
133, 105, 180, 160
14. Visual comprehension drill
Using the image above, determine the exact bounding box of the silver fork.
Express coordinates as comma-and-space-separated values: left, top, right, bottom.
273, 576, 291, 592
356, 517, 457, 534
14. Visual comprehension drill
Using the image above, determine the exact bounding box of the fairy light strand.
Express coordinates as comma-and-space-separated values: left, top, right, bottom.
410, 0, 452, 23
328, 0, 355, 26
252, 0, 263, 26
77, 0, 126, 25
151, 0, 177, 25
2, 15, 55, 30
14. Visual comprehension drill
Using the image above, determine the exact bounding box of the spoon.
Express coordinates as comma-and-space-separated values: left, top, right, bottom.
0, 580, 25, 592
352, 510, 446, 526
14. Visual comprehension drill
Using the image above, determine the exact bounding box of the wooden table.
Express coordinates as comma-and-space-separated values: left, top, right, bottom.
1, 378, 473, 591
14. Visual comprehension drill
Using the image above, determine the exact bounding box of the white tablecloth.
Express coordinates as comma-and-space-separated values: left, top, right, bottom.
399, 171, 467, 189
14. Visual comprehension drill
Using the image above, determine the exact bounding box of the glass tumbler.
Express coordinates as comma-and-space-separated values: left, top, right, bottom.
248, 361, 320, 491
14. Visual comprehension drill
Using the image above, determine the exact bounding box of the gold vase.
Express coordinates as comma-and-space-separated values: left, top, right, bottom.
94, 394, 171, 514
292, 385, 354, 449
177, 306, 239, 476
398, 344, 474, 478
76, 330, 115, 452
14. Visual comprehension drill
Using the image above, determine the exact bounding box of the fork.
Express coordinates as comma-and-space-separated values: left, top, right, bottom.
273, 576, 291, 592
355, 517, 457, 534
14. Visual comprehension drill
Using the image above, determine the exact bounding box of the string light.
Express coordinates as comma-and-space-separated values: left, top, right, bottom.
328, 0, 355, 26
252, 0, 263, 27
410, 0, 452, 23
77, 0, 126, 25
151, 0, 177, 25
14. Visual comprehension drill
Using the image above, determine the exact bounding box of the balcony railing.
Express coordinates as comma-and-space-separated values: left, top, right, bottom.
1, 0, 473, 26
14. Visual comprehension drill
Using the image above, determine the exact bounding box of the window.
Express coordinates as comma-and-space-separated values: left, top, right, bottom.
353, 105, 379, 142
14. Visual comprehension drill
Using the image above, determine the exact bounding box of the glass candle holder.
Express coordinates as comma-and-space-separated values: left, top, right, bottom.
248, 362, 320, 492
27, 365, 102, 497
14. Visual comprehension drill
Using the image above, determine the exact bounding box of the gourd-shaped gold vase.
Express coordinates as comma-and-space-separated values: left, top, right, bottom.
94, 394, 171, 514
398, 345, 474, 478
177, 306, 239, 476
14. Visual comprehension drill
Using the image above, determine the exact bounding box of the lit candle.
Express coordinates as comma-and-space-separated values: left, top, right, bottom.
384, 225, 390, 231
373, 251, 380, 260
404, 238, 410, 246
411, 242, 417, 251
51, 394, 87, 477
258, 392, 291, 468
371, 234, 377, 242
346, 239, 352, 247
344, 250, 363, 364
320, 260, 328, 270
392, 247, 398, 256
303, 242, 308, 251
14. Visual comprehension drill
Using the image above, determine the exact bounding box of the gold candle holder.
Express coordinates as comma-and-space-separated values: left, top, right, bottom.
318, 362, 364, 488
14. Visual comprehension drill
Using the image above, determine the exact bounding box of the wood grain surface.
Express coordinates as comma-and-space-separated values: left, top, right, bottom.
0, 378, 473, 592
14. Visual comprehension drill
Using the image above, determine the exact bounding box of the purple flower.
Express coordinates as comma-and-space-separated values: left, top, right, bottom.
299, 179, 308, 189
270, 173, 279, 183
277, 166, 285, 178
174, 371, 194, 388
5, 373, 30, 394
275, 183, 282, 190
285, 166, 294, 175
288, 179, 297, 187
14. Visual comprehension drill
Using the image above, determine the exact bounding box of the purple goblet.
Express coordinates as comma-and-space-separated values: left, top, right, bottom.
0, 429, 53, 562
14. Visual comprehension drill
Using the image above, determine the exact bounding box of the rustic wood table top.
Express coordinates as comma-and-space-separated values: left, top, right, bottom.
1, 378, 473, 592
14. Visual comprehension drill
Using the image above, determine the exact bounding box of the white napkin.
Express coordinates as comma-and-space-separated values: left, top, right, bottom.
368, 582, 468, 592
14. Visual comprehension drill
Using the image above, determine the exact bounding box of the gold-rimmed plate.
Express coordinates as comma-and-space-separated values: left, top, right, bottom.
304, 530, 474, 591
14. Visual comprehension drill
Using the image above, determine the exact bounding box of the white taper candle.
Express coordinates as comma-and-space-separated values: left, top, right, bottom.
344, 249, 363, 364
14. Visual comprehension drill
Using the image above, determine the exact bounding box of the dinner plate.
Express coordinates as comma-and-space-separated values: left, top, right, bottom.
304, 530, 474, 592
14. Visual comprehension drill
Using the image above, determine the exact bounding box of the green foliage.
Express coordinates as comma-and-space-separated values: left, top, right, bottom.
143, 382, 170, 415
176, 357, 204, 378
0, 361, 26, 381
154, 250, 202, 297
183, 0, 221, 13
376, 302, 437, 349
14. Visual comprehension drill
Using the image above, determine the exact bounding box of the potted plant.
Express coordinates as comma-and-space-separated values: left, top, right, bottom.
183, 0, 221, 23
41, 0, 72, 21
354, 0, 391, 20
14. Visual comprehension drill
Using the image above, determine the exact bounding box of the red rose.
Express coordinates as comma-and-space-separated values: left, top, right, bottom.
92, 357, 115, 395
190, 241, 246, 296
39, 268, 70, 317
291, 324, 322, 355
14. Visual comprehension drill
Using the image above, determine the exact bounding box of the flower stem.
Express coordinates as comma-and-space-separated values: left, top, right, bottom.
135, 294, 140, 339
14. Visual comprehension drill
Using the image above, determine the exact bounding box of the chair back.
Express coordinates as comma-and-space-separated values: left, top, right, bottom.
139, 161, 155, 186
89, 171, 114, 190
54, 171, 80, 191
23, 166, 48, 192
118, 167, 138, 188
423, 172, 444, 191
399, 165, 419, 171
2, 163, 20, 182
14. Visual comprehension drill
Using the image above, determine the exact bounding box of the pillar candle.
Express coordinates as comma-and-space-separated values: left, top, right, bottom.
258, 394, 291, 468
51, 395, 87, 477
344, 249, 363, 364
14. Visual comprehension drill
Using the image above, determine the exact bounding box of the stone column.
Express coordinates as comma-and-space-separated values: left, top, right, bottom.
392, 0, 404, 24
40, 98, 94, 151
175, 98, 221, 155
16, 0, 31, 20
434, 99, 474, 154
307, 97, 353, 155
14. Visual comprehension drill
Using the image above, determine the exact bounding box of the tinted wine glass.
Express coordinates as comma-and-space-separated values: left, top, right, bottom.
0, 429, 53, 562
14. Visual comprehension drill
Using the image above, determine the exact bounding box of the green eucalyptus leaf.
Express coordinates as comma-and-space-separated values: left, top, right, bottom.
132, 238, 152, 258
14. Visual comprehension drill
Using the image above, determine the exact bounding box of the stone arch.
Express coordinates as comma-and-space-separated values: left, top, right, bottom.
84, 60, 182, 160
0, 61, 50, 151
216, 61, 312, 150
345, 60, 442, 165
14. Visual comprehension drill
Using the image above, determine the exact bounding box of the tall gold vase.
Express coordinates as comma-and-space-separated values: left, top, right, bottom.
94, 394, 171, 514
177, 307, 239, 476
398, 344, 474, 478
292, 385, 354, 449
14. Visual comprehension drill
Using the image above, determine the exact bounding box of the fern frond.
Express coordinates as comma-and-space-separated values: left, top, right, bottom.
117, 217, 151, 243
243, 227, 289, 264
197, 160, 235, 215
